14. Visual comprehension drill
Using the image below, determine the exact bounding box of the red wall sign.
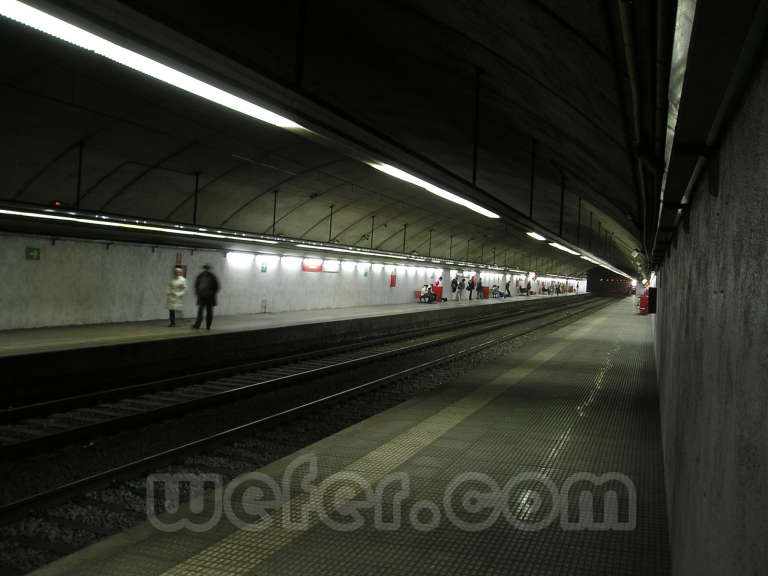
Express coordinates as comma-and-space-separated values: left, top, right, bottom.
302, 263, 323, 272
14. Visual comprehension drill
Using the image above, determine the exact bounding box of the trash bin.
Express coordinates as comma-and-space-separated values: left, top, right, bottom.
638, 291, 649, 314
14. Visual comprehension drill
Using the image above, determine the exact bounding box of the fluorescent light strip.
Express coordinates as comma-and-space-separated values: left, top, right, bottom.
369, 162, 499, 219
296, 243, 407, 259
226, 251, 254, 267
548, 242, 580, 256
6, 209, 561, 273
0, 1, 301, 129
579, 255, 631, 279
322, 259, 340, 272
526, 231, 546, 241
0, 208, 278, 244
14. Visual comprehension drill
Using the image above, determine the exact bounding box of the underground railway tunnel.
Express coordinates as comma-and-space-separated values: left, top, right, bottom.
0, 1, 766, 574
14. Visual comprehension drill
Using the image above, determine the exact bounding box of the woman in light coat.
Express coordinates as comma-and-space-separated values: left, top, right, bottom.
166, 267, 187, 327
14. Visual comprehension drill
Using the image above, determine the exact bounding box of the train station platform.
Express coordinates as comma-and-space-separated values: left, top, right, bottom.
0, 293, 583, 406
0, 294, 566, 358
29, 298, 670, 575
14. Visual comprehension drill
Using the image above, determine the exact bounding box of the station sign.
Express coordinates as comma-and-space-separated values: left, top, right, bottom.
302, 258, 323, 272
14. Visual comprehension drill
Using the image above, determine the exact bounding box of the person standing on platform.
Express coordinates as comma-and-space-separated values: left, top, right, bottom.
468, 275, 475, 300
434, 276, 444, 302
166, 266, 187, 327
192, 264, 220, 330
457, 276, 466, 301
505, 279, 511, 297
451, 276, 458, 300
476, 276, 483, 299
526, 279, 531, 296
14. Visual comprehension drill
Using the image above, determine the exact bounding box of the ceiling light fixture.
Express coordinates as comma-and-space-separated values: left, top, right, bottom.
0, 208, 278, 244
296, 243, 407, 259
579, 254, 632, 279
258, 254, 280, 265
548, 242, 580, 256
0, 0, 302, 130
322, 259, 340, 272
281, 256, 302, 269
226, 251, 254, 267
526, 232, 546, 241
368, 162, 500, 219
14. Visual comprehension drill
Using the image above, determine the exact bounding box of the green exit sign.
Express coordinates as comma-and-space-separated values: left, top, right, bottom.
25, 247, 40, 261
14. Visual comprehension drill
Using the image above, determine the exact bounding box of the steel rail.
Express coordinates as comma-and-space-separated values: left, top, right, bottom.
0, 299, 553, 423
0, 298, 609, 524
0, 299, 597, 459
0, 298, 598, 457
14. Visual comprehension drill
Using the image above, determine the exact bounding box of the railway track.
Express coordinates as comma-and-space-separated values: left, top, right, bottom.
0, 296, 611, 575
0, 297, 600, 461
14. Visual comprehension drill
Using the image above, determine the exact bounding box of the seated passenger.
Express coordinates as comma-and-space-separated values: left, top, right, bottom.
420, 284, 431, 303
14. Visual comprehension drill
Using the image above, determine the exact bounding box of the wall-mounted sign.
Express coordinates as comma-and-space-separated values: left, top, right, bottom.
390, 273, 397, 287
301, 258, 323, 272
25, 247, 40, 260
322, 259, 340, 273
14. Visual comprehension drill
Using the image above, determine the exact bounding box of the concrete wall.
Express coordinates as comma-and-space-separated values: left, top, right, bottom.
0, 237, 438, 329
655, 49, 768, 574
2, 236, 561, 329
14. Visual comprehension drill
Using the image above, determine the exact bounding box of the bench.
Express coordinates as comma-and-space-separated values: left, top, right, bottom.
416, 289, 432, 303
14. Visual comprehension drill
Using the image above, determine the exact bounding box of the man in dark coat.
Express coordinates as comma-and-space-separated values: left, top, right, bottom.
192, 264, 220, 330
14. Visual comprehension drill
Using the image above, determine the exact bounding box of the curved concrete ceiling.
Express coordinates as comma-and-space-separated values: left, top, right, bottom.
0, 0, 673, 277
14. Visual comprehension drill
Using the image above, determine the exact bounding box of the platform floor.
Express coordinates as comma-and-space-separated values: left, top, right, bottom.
29, 298, 668, 575
0, 293, 567, 358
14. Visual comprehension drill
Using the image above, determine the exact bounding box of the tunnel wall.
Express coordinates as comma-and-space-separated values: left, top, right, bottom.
0, 235, 586, 329
655, 49, 768, 575
0, 236, 444, 329
586, 268, 633, 296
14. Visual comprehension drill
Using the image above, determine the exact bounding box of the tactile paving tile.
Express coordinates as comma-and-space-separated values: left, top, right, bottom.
43, 302, 668, 576
252, 304, 670, 575
264, 304, 669, 575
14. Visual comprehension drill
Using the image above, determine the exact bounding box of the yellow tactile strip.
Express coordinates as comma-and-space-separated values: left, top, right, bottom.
159, 315, 605, 575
